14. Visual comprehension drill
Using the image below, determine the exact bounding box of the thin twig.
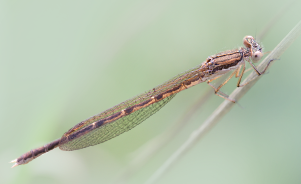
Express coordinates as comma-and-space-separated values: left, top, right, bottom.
144, 20, 301, 184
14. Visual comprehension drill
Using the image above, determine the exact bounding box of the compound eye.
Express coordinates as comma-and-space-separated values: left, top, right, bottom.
243, 36, 254, 48
252, 51, 263, 62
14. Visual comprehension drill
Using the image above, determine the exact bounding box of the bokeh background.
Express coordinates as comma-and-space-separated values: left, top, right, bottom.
2, 0, 301, 184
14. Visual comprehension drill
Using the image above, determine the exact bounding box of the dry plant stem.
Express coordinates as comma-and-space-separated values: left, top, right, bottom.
144, 20, 301, 184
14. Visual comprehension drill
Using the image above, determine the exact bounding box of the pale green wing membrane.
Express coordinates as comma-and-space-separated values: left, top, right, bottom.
59, 65, 203, 151
59, 95, 175, 151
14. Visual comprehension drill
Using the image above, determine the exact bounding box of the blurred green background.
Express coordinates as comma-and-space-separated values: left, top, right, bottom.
2, 0, 301, 184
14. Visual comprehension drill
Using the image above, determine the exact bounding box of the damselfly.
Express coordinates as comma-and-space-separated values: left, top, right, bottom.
11, 35, 271, 168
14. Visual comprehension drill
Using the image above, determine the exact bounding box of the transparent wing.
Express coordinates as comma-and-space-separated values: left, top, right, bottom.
59, 94, 175, 151
59, 64, 204, 138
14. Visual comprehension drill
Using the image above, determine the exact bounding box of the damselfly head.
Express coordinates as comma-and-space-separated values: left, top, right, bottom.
243, 35, 263, 63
